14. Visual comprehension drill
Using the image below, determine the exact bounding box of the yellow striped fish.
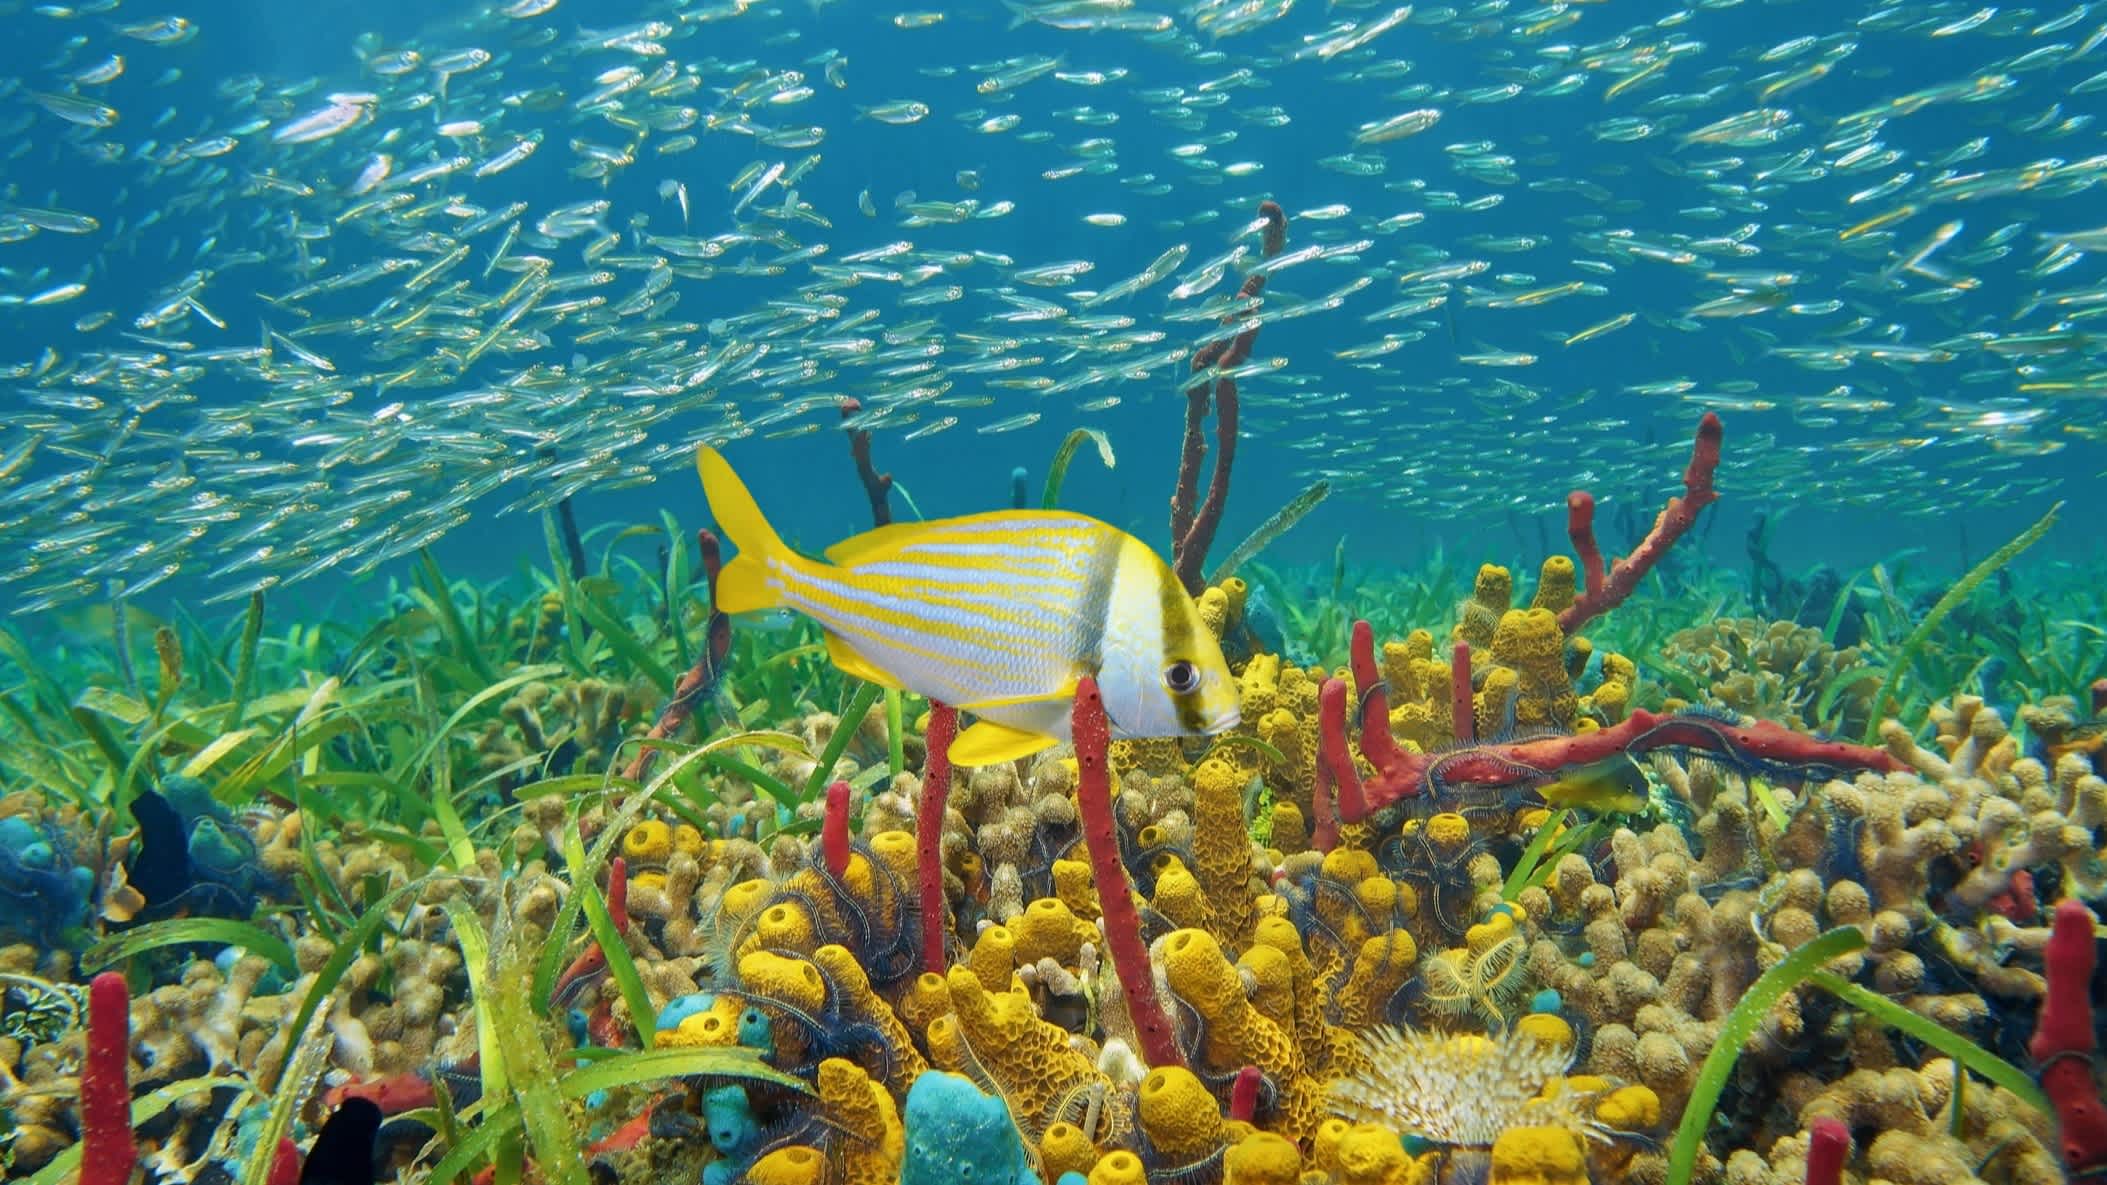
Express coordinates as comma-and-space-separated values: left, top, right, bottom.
696, 446, 1239, 766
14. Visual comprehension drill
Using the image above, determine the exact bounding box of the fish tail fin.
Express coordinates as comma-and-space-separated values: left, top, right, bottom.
696, 445, 790, 615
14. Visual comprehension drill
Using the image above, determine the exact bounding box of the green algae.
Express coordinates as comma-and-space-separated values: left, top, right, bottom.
238, 879, 433, 1185
1040, 427, 1116, 510
566, 823, 657, 1049
806, 680, 884, 801
26, 1076, 253, 1185
1860, 502, 2060, 744
1805, 969, 2047, 1115
82, 917, 297, 979
1206, 478, 1330, 586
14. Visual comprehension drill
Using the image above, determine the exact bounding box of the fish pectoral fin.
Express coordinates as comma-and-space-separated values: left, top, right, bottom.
952, 681, 1079, 713
948, 721, 1058, 767
822, 632, 907, 691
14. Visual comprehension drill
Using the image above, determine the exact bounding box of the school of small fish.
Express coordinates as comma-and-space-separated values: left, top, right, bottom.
1, 0, 2102, 613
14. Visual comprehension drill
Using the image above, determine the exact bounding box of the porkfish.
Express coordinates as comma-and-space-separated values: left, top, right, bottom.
696, 446, 1240, 766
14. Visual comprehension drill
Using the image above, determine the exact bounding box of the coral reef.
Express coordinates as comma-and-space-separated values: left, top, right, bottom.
1662, 617, 1878, 736
1, 394, 2097, 1185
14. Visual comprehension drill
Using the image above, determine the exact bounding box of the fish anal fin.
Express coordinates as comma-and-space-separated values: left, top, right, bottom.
949, 721, 1058, 767
823, 632, 907, 691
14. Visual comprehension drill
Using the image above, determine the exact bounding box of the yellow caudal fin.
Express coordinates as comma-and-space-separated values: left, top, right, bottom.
696, 445, 790, 615
949, 720, 1059, 767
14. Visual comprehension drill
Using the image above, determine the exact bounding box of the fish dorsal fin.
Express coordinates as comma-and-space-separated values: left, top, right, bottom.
821, 510, 1100, 567
822, 631, 907, 691
949, 720, 1059, 767
822, 521, 934, 566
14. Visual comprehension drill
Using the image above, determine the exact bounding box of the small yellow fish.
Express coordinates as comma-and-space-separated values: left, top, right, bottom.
696, 447, 1240, 766
1535, 754, 1652, 814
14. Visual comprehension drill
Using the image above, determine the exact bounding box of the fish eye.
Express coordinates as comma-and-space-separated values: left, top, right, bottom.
1164, 660, 1200, 694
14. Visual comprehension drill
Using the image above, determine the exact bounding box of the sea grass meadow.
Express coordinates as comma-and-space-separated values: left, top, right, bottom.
3, 1, 2107, 1184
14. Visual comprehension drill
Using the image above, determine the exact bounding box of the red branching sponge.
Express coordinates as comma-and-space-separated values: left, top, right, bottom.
1170, 200, 1287, 595
1229, 1065, 1263, 1123
607, 856, 629, 934
1804, 1117, 1849, 1185
1345, 620, 1406, 822
624, 529, 733, 784
1451, 640, 1475, 746
1074, 677, 1186, 1069
266, 1138, 302, 1185
1316, 676, 1371, 834
2031, 898, 2107, 1175
840, 398, 893, 528
822, 780, 852, 877
917, 703, 959, 974
1560, 413, 1724, 634
1311, 679, 1347, 853
552, 857, 632, 1007
81, 971, 135, 1185
1335, 620, 1901, 813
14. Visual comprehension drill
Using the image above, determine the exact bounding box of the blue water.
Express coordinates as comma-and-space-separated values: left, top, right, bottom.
5, 0, 2103, 624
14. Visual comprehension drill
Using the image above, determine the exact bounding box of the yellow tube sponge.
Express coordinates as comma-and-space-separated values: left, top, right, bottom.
1492, 608, 1576, 727
1515, 1012, 1575, 1054
1138, 1066, 1226, 1163
1476, 667, 1521, 741
1053, 858, 1097, 919
1333, 931, 1418, 1030
1592, 1084, 1660, 1131
1011, 897, 1094, 967
811, 945, 927, 1096
1251, 915, 1335, 1075
1197, 586, 1231, 638
1162, 928, 1321, 1138
1152, 862, 1216, 933
939, 964, 1109, 1135
1239, 652, 1283, 719
744, 1146, 825, 1185
1221, 577, 1248, 625
721, 878, 774, 927
867, 829, 919, 883
1040, 1122, 1098, 1182
1334, 1124, 1416, 1185
815, 1058, 902, 1185
967, 924, 1017, 993
1191, 757, 1257, 945
1457, 564, 1513, 649
1425, 811, 1472, 852
1269, 800, 1308, 854
899, 971, 952, 1038
1224, 1132, 1303, 1185
1239, 943, 1297, 1037
1530, 556, 1577, 615
1487, 1126, 1587, 1185
748, 899, 818, 956
1311, 1118, 1353, 1178
1088, 1151, 1148, 1185
622, 819, 673, 865
655, 994, 743, 1048
738, 951, 827, 1013
1256, 706, 1304, 774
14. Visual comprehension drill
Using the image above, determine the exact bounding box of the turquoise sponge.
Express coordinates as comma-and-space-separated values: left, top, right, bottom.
900, 1072, 1037, 1185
